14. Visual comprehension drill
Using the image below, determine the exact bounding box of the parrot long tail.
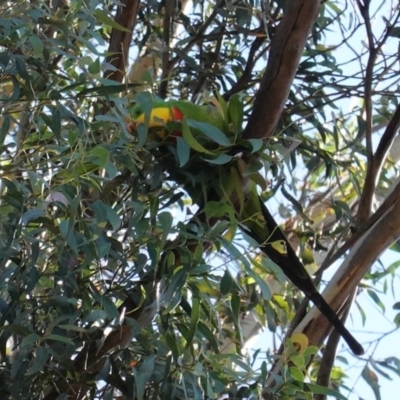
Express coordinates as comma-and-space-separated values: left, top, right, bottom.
242, 197, 364, 356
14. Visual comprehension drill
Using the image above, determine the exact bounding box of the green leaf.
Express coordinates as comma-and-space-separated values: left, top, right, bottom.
45, 334, 74, 345
15, 58, 31, 81
29, 36, 44, 58
135, 355, 155, 400
93, 9, 131, 32
248, 139, 263, 153
197, 321, 219, 352
8, 76, 21, 101
176, 136, 190, 166
370, 358, 392, 380
0, 51, 10, 69
361, 365, 381, 400
1, 324, 33, 336
394, 312, 400, 327
204, 201, 233, 220
58, 324, 88, 333
158, 211, 173, 245
163, 267, 187, 312
95, 114, 121, 123
187, 120, 231, 146
227, 94, 243, 132
230, 294, 241, 327
135, 92, 155, 116
367, 289, 385, 313
89, 146, 109, 168
84, 310, 108, 323
90, 201, 120, 231
76, 83, 140, 97
305, 383, 348, 400
47, 296, 78, 307
182, 120, 214, 154
220, 269, 234, 295
290, 354, 305, 368
21, 209, 46, 224
0, 115, 10, 145
101, 296, 119, 320
164, 333, 180, 361
289, 366, 304, 382
26, 347, 49, 376
59, 219, 78, 254
90, 287, 119, 320
377, 357, 400, 377
88, 57, 101, 75
186, 296, 200, 346
388, 26, 400, 39
245, 259, 272, 301
215, 92, 229, 120
21, 333, 41, 347
49, 108, 61, 140
204, 153, 232, 165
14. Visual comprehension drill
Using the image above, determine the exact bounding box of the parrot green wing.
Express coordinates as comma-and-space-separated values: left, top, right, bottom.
241, 184, 364, 356
168, 100, 228, 133
131, 100, 225, 127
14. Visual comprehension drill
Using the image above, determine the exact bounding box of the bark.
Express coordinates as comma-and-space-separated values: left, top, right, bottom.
104, 0, 140, 82
296, 186, 400, 345
243, 0, 321, 140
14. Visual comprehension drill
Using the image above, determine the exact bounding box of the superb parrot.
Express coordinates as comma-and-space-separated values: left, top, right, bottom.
130, 99, 364, 355
128, 100, 228, 138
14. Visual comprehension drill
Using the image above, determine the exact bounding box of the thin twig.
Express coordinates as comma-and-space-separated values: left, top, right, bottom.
355, 1, 399, 225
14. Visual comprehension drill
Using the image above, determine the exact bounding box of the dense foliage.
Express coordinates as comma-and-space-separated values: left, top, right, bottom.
0, 0, 400, 399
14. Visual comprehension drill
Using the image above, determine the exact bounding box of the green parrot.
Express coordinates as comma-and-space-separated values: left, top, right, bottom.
128, 99, 228, 138
130, 99, 364, 355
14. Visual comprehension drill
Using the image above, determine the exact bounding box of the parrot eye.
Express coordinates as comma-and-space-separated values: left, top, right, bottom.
132, 108, 143, 118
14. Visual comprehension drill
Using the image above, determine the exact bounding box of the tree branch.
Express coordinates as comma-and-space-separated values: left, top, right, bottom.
104, 0, 140, 83
355, 1, 398, 225
314, 289, 356, 400
296, 181, 400, 349
243, 0, 321, 140
319, 157, 400, 271
158, 0, 175, 99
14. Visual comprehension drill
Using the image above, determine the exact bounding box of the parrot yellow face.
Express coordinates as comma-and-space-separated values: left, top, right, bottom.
127, 105, 184, 138
128, 105, 183, 130
134, 106, 183, 127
